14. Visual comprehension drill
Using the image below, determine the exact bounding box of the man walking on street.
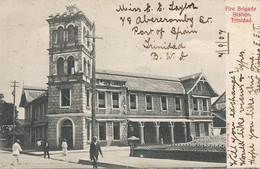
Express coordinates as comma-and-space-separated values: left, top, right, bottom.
90, 136, 103, 168
11, 139, 22, 166
43, 139, 50, 159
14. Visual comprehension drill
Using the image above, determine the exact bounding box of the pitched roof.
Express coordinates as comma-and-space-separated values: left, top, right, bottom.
212, 92, 226, 111
19, 86, 47, 107
180, 73, 202, 93
96, 70, 185, 94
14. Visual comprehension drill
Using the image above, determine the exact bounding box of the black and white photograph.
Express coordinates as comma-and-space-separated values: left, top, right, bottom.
0, 0, 259, 168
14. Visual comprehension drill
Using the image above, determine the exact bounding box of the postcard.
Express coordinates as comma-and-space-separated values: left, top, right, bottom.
0, 0, 259, 168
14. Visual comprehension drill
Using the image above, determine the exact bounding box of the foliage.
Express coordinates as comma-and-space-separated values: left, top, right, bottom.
0, 101, 20, 139
0, 102, 18, 125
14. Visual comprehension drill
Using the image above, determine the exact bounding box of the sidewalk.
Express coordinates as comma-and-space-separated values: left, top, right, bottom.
1, 146, 227, 168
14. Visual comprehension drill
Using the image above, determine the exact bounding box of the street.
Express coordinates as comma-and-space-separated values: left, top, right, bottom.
0, 150, 95, 169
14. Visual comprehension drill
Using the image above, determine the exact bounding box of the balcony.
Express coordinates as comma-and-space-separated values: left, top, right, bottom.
48, 72, 90, 84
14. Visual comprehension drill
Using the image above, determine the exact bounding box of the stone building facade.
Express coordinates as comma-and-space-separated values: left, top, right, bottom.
19, 6, 219, 149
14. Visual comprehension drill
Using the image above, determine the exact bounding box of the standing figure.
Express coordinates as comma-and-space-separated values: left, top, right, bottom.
43, 139, 50, 158
61, 138, 68, 156
90, 136, 103, 168
11, 139, 22, 166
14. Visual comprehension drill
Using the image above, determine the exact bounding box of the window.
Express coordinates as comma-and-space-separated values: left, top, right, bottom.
53, 31, 57, 43
112, 93, 119, 108
195, 123, 200, 137
67, 25, 75, 42
99, 122, 106, 140
67, 56, 75, 74
88, 61, 91, 77
64, 31, 68, 42
130, 94, 137, 109
86, 31, 90, 47
84, 58, 87, 75
204, 123, 209, 136
57, 26, 63, 44
61, 89, 70, 106
98, 92, 105, 108
203, 99, 208, 111
113, 122, 120, 140
86, 90, 90, 107
175, 97, 181, 110
193, 98, 198, 111
57, 57, 64, 75
161, 96, 167, 110
146, 95, 152, 110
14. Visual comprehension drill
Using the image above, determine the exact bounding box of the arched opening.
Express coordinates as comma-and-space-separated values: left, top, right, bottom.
67, 56, 75, 74
61, 119, 73, 149
84, 58, 87, 75
57, 26, 64, 44
67, 25, 75, 43
57, 57, 64, 75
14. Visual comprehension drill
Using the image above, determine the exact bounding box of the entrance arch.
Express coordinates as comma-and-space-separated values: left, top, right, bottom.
57, 117, 75, 148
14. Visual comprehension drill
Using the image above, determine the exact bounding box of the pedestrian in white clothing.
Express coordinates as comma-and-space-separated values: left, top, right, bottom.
61, 138, 68, 156
12, 139, 22, 165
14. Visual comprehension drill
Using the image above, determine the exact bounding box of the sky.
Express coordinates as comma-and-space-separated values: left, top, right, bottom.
0, 0, 226, 119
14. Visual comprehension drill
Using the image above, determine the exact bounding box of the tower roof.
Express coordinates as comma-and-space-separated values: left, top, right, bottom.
46, 5, 93, 28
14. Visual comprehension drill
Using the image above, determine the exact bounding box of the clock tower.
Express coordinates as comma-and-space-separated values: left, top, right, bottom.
46, 5, 93, 149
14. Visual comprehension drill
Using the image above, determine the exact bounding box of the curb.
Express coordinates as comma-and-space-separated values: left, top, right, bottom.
78, 159, 137, 169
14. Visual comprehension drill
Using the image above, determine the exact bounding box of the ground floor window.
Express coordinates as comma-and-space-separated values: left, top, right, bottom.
204, 123, 209, 136
99, 122, 106, 140
113, 122, 120, 140
195, 123, 200, 137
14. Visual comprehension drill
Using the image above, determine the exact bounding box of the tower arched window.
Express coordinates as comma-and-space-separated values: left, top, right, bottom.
57, 26, 64, 44
57, 57, 64, 75
84, 58, 87, 75
87, 61, 91, 77
67, 56, 75, 74
68, 25, 75, 43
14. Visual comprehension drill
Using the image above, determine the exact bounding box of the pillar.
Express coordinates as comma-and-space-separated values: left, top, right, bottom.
155, 122, 160, 144
139, 122, 145, 145
182, 122, 187, 143
170, 122, 175, 144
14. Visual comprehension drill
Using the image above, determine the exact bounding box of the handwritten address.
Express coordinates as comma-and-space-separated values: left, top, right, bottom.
116, 1, 212, 61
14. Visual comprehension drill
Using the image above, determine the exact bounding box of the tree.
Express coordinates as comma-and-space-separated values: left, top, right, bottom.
0, 98, 21, 145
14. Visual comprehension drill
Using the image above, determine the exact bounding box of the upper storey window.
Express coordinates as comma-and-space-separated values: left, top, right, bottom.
98, 92, 106, 108
130, 94, 137, 109
57, 57, 64, 75
112, 93, 119, 109
67, 56, 75, 74
161, 96, 167, 110
57, 26, 64, 44
203, 98, 208, 111
146, 95, 152, 110
175, 97, 181, 110
193, 98, 198, 111
68, 25, 75, 43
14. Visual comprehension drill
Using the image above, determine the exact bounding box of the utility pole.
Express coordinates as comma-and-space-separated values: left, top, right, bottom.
11, 80, 19, 144
88, 22, 103, 139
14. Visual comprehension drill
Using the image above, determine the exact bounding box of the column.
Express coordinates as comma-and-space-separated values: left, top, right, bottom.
139, 122, 145, 145
155, 122, 160, 144
182, 122, 187, 143
169, 122, 175, 144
